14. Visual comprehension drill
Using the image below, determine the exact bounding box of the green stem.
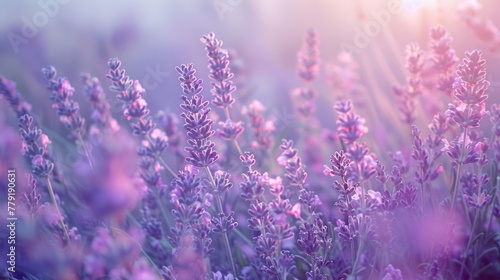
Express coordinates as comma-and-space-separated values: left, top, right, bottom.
77, 134, 94, 173
46, 177, 70, 243
145, 134, 179, 179
157, 156, 179, 179
351, 236, 364, 279
420, 181, 425, 214
205, 167, 238, 277
451, 127, 468, 214
459, 208, 480, 279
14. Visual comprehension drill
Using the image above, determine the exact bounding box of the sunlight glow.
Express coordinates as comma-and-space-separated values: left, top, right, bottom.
402, 0, 438, 12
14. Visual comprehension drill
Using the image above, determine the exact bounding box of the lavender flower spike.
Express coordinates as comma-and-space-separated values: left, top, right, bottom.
42, 66, 86, 140
446, 50, 490, 213
0, 76, 32, 117
177, 63, 238, 277
81, 73, 120, 134
176, 63, 219, 167
18, 114, 70, 242
200, 32, 236, 110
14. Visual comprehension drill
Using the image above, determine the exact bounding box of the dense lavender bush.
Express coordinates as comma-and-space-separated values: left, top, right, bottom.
1, 13, 500, 280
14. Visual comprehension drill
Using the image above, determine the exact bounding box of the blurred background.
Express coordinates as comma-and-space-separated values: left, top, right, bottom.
1, 0, 500, 158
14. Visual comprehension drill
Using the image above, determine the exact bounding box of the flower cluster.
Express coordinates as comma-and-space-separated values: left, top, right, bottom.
297, 28, 320, 82
2, 23, 500, 280
81, 73, 120, 135
334, 99, 368, 145
429, 25, 458, 95
42, 66, 86, 139
446, 50, 489, 129
293, 28, 320, 119
167, 165, 212, 278
242, 100, 275, 152
106, 58, 169, 191
18, 114, 54, 178
176, 63, 219, 168
394, 43, 425, 124
200, 32, 236, 109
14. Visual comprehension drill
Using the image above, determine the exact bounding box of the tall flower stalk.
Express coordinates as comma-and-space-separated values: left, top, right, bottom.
106, 58, 176, 179
201, 32, 246, 160
41, 66, 94, 172
429, 25, 458, 96
105, 58, 174, 237
445, 50, 489, 213
394, 43, 425, 124
293, 28, 320, 120
81, 73, 121, 135
18, 114, 70, 242
176, 63, 237, 277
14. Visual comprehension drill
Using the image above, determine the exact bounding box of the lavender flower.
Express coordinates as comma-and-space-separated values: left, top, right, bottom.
3, 24, 500, 280
0, 76, 32, 117
297, 28, 320, 83
396, 182, 418, 208
18, 114, 54, 178
81, 73, 120, 134
446, 50, 489, 129
106, 58, 171, 192
176, 63, 219, 167
242, 100, 275, 152
429, 25, 458, 95
277, 139, 308, 189
18, 113, 70, 242
394, 43, 425, 124
169, 165, 212, 260
382, 264, 403, 280
106, 58, 155, 136
177, 63, 239, 276
21, 174, 45, 219
334, 100, 368, 145
42, 66, 86, 139
218, 119, 244, 141
200, 32, 236, 109
293, 28, 320, 120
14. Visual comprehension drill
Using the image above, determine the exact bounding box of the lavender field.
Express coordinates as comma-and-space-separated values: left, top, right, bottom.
1, 0, 500, 279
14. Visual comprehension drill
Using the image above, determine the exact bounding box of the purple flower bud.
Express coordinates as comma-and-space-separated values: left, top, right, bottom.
177, 63, 219, 168
239, 151, 256, 168
382, 264, 403, 280
218, 119, 244, 140
42, 67, 87, 139
201, 32, 236, 108
240, 170, 266, 201
204, 170, 232, 195
396, 183, 417, 208
297, 221, 320, 256
335, 100, 368, 144
212, 211, 237, 233
22, 174, 44, 217
325, 150, 351, 178
297, 28, 320, 82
